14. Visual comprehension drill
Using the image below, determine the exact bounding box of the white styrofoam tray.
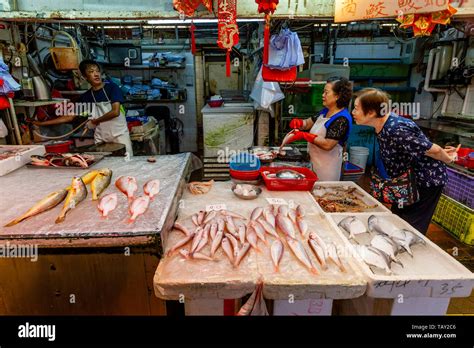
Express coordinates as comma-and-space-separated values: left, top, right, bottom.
311, 181, 391, 215
327, 213, 474, 298
0, 145, 45, 176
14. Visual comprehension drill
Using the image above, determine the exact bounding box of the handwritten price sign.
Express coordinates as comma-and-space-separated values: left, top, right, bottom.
266, 198, 287, 205
206, 204, 227, 212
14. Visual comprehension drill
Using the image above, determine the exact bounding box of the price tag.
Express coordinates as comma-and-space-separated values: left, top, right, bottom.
206, 204, 227, 212
266, 198, 287, 205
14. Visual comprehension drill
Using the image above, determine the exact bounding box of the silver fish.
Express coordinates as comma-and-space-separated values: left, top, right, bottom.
356, 245, 393, 274
370, 235, 403, 266
276, 169, 305, 180
338, 216, 367, 239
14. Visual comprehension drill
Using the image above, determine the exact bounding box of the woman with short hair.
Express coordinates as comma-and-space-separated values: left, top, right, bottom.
351, 88, 457, 234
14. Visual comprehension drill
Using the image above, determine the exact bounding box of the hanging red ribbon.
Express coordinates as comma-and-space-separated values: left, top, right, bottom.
190, 22, 196, 55
217, 0, 239, 77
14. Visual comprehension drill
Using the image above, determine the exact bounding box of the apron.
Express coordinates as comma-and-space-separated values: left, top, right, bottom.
308, 116, 343, 181
91, 88, 133, 156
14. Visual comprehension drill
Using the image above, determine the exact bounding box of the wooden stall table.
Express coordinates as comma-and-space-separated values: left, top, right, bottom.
0, 153, 193, 315
154, 181, 367, 316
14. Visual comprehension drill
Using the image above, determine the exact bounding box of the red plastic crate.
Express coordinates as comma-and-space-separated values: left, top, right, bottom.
260, 166, 318, 191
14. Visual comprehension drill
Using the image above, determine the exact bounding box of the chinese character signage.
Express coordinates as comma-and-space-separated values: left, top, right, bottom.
335, 0, 450, 22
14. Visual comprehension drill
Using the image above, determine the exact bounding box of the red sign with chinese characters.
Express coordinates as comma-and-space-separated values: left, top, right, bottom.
217, 0, 239, 77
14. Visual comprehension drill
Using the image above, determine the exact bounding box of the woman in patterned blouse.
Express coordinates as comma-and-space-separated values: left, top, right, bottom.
352, 88, 458, 234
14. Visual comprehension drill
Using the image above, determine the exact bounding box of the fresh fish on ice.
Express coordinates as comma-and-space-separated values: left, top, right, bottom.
128, 195, 150, 223
56, 177, 87, 224
296, 216, 308, 236
278, 205, 289, 217
143, 179, 160, 199
286, 236, 319, 275
210, 223, 218, 240
326, 243, 346, 272
308, 233, 328, 270
173, 222, 192, 236
356, 245, 394, 274
115, 176, 138, 201
296, 205, 306, 218
276, 213, 296, 239
257, 218, 279, 239
191, 227, 204, 254
338, 216, 367, 239
234, 243, 251, 267
288, 209, 297, 224
263, 207, 276, 228
225, 233, 240, 252
370, 235, 403, 266
271, 239, 284, 272
250, 220, 267, 245
5, 189, 68, 227
91, 168, 113, 200
211, 231, 223, 257
97, 193, 118, 218
246, 227, 260, 252
192, 214, 199, 226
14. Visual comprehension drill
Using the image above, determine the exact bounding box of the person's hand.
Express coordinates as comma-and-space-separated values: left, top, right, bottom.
289, 118, 304, 129
444, 145, 459, 162
286, 130, 317, 144
86, 120, 97, 130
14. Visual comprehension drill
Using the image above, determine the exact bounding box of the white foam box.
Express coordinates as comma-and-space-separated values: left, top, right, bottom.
311, 181, 391, 215
327, 213, 474, 299
0, 145, 46, 176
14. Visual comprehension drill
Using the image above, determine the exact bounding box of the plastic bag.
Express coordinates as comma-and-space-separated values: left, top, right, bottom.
237, 282, 269, 316
250, 67, 285, 110
0, 118, 8, 138
267, 29, 304, 70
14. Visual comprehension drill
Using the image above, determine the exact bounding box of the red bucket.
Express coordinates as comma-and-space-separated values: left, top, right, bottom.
45, 140, 73, 153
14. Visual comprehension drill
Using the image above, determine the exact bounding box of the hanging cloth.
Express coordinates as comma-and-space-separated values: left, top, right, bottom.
217, 0, 239, 77
173, 0, 212, 16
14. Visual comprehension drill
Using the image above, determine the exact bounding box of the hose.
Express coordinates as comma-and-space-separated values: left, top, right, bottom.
33, 119, 89, 140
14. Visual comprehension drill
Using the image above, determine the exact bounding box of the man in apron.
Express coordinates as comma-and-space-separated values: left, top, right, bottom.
79, 60, 133, 156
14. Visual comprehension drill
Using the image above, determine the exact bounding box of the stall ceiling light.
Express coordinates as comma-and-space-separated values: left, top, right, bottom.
147, 19, 264, 25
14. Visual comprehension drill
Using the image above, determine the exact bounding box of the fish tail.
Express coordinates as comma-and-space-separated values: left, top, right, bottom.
311, 267, 319, 275
55, 215, 65, 224
4, 217, 24, 227
274, 265, 280, 273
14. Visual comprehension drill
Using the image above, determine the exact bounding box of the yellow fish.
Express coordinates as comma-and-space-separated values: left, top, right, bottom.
55, 177, 87, 224
90, 168, 113, 200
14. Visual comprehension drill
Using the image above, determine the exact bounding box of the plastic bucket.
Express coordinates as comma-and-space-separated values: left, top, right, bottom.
350, 146, 370, 170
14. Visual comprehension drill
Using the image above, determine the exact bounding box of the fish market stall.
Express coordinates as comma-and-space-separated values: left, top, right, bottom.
310, 183, 474, 315
0, 153, 193, 315
154, 181, 367, 316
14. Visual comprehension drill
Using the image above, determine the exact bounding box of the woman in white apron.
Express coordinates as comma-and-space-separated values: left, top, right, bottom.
285, 77, 353, 181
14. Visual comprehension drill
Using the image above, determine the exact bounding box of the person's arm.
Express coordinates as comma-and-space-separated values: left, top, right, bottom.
91, 102, 121, 126
425, 144, 456, 164
289, 117, 314, 130
311, 137, 339, 151
301, 117, 314, 131
34, 115, 76, 126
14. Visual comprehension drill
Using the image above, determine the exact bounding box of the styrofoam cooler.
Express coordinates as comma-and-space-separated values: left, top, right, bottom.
349, 146, 370, 170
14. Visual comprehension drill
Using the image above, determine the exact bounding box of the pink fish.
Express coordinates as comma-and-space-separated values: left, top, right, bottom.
225, 233, 240, 252
192, 214, 199, 226
276, 213, 296, 239
250, 220, 268, 245
238, 225, 246, 244
143, 179, 160, 199
197, 210, 205, 225
271, 239, 284, 272
257, 218, 279, 239
279, 129, 298, 153
128, 196, 150, 223
221, 238, 234, 264
263, 207, 276, 228
97, 193, 118, 217
210, 223, 218, 240
288, 209, 297, 225
296, 205, 306, 218
179, 249, 214, 261
250, 207, 264, 221
211, 231, 223, 257
286, 236, 319, 275
173, 222, 192, 236
167, 232, 195, 256
278, 205, 289, 217
246, 227, 261, 252
234, 242, 251, 267
191, 227, 204, 254
296, 216, 308, 236
115, 176, 138, 201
